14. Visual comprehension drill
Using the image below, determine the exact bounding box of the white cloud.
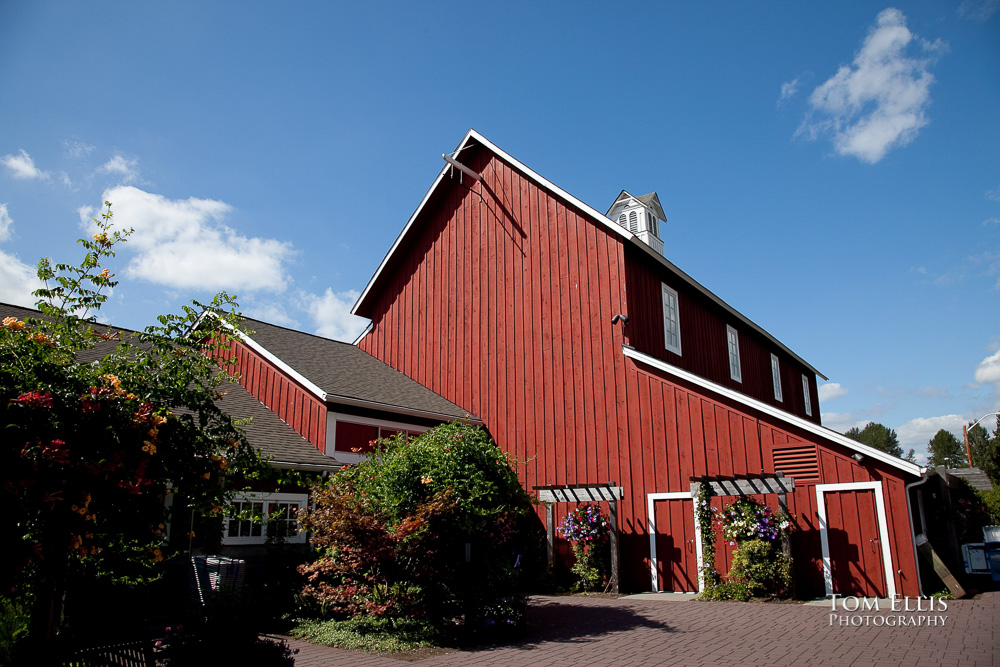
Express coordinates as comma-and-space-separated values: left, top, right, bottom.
975, 349, 1000, 390
820, 411, 859, 434
64, 141, 96, 158
779, 78, 800, 103
818, 382, 848, 402
305, 288, 369, 342
959, 0, 999, 21
798, 8, 944, 163
93, 185, 295, 294
986, 185, 1000, 202
0, 204, 12, 242
100, 154, 140, 184
2, 149, 48, 180
984, 217, 1000, 226
0, 249, 41, 306
896, 414, 966, 451
243, 301, 299, 329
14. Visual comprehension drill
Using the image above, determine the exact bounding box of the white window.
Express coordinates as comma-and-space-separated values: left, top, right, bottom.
661, 284, 682, 355
726, 325, 742, 382
771, 354, 783, 402
326, 412, 430, 464
802, 375, 812, 417
628, 210, 639, 233
223, 492, 308, 545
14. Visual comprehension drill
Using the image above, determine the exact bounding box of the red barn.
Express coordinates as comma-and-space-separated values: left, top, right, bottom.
352, 130, 928, 598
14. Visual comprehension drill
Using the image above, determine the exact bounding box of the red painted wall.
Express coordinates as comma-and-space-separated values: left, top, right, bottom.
218, 338, 328, 453
623, 247, 820, 422
357, 143, 919, 596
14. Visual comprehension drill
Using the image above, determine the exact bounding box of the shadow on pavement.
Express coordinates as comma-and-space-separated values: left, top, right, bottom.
474, 596, 675, 653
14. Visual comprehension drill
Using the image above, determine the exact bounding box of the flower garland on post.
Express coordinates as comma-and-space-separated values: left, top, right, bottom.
556, 504, 610, 592
693, 483, 720, 588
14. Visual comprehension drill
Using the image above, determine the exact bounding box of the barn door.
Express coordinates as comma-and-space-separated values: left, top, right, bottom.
647, 494, 699, 592
816, 482, 895, 598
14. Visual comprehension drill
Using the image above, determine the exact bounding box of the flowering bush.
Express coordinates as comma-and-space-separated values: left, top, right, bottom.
557, 504, 610, 592
700, 497, 793, 601
557, 504, 609, 543
1, 203, 265, 647
716, 497, 789, 545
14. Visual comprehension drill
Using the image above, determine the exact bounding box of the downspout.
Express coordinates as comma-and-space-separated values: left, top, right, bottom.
905, 470, 932, 597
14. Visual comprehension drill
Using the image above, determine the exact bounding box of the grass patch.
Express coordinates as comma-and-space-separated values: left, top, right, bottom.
291, 616, 454, 653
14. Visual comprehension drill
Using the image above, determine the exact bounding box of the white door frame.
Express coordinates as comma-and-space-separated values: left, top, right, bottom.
815, 481, 895, 598
647, 492, 702, 593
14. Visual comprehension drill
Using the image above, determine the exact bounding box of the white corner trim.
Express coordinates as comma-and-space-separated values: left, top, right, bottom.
647, 492, 701, 594
815, 482, 895, 598
202, 311, 328, 402
622, 345, 924, 478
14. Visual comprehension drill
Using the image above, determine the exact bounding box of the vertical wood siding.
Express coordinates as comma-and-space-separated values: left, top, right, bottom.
357, 145, 918, 596
623, 247, 820, 423
218, 339, 328, 453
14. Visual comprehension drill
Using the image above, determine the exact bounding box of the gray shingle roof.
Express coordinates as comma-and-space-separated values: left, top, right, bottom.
237, 316, 475, 421
216, 381, 342, 470
944, 467, 994, 492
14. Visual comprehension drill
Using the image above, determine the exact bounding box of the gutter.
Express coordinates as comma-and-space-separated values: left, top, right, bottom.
905, 472, 933, 597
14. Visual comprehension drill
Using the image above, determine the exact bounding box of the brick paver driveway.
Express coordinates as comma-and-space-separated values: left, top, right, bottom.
280, 593, 999, 667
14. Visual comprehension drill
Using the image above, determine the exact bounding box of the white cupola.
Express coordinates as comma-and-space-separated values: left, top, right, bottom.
606, 190, 666, 256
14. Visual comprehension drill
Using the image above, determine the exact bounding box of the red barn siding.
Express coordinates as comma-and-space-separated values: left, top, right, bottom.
623, 247, 820, 423
219, 339, 327, 453
357, 143, 919, 596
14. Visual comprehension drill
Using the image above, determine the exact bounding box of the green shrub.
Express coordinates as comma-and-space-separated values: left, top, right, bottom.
296, 422, 543, 636
699, 580, 751, 602
0, 596, 29, 665
727, 539, 792, 598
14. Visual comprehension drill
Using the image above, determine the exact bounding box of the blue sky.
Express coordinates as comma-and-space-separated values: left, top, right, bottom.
1, 1, 998, 462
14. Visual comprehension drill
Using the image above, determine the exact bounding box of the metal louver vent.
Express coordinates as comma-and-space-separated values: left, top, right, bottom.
772, 445, 820, 483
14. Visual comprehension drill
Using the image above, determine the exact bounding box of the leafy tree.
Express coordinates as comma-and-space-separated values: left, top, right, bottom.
1, 203, 265, 649
968, 417, 1000, 483
297, 422, 542, 636
927, 429, 967, 469
844, 421, 903, 458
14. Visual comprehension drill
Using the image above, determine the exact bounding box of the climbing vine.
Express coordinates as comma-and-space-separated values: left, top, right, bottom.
693, 483, 720, 588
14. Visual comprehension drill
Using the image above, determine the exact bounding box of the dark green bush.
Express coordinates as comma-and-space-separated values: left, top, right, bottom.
297, 422, 543, 637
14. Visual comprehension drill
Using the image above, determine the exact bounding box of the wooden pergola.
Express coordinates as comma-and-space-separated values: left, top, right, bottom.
534, 482, 624, 594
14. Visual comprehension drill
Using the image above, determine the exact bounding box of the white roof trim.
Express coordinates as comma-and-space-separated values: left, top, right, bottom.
352, 129, 824, 380
204, 311, 478, 422
203, 311, 329, 402
622, 345, 923, 477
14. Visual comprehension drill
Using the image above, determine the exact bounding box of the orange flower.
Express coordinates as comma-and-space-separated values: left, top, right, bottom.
2, 316, 24, 330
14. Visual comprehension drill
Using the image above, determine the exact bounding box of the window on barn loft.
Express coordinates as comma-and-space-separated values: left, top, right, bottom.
802, 374, 812, 417
661, 283, 682, 355
726, 325, 741, 382
771, 354, 783, 402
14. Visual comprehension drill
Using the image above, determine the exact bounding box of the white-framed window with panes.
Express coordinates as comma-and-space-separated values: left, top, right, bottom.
661, 283, 682, 355
222, 491, 308, 545
726, 325, 742, 382
771, 354, 783, 402
802, 374, 812, 417
325, 412, 430, 464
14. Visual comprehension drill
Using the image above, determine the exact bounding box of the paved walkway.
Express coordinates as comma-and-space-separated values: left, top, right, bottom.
275, 592, 999, 667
